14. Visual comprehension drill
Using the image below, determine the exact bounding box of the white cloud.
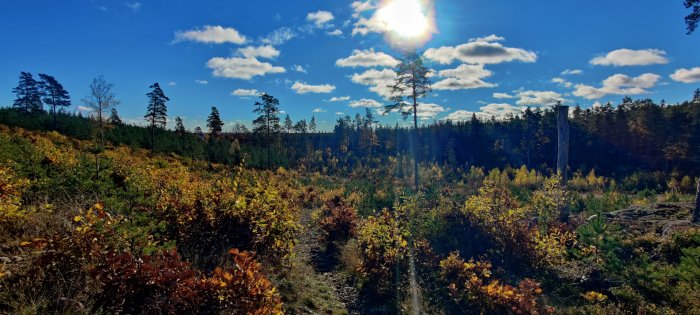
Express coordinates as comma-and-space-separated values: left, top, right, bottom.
167, 81, 176, 86
174, 25, 246, 44
237, 45, 280, 59
590, 49, 668, 66
670, 67, 700, 83
313, 107, 328, 113
493, 92, 514, 99
444, 103, 526, 122
561, 69, 583, 75
573, 73, 661, 99
480, 103, 526, 118
327, 29, 343, 36
335, 111, 345, 115
415, 103, 445, 120
349, 98, 383, 108
292, 81, 336, 94
516, 90, 566, 106
336, 48, 399, 68
552, 77, 572, 88
350, 68, 397, 98
207, 57, 285, 80
351, 1, 375, 18
423, 36, 536, 65
307, 10, 335, 28
77, 106, 94, 112
432, 64, 496, 90
469, 34, 505, 42
195, 80, 208, 85
328, 96, 350, 102
232, 89, 261, 97
291, 65, 307, 73
125, 2, 141, 10
261, 27, 296, 45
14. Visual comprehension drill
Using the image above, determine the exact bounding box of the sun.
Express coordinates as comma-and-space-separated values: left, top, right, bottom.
375, 0, 436, 49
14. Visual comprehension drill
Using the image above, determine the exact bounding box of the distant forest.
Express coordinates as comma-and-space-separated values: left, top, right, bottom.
3, 89, 700, 184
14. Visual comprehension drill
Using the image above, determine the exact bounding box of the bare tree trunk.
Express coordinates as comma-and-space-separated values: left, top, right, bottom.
693, 177, 700, 222
412, 80, 420, 191
557, 104, 570, 221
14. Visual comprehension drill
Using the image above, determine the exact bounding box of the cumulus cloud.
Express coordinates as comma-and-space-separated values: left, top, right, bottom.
313, 108, 328, 113
237, 45, 280, 59
590, 49, 668, 66
327, 29, 343, 36
291, 65, 307, 73
207, 57, 285, 80
573, 73, 661, 99
292, 81, 336, 94
516, 90, 566, 106
561, 69, 583, 75
351, 0, 375, 18
336, 48, 399, 68
174, 25, 246, 44
195, 80, 208, 85
307, 10, 334, 28
493, 92, 514, 99
350, 68, 397, 98
415, 103, 446, 120
349, 98, 383, 108
232, 89, 261, 97
261, 27, 296, 45
432, 64, 496, 90
444, 103, 526, 122
328, 96, 351, 102
423, 36, 536, 65
670, 67, 700, 83
335, 112, 345, 115
552, 77, 572, 88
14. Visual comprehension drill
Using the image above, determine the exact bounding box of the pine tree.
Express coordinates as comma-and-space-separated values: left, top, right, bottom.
294, 119, 308, 134
207, 106, 224, 137
384, 52, 432, 190
693, 88, 700, 104
12, 72, 44, 114
38, 74, 71, 129
253, 93, 281, 169
194, 126, 204, 140
82, 75, 119, 146
109, 108, 123, 125
144, 82, 169, 152
284, 114, 293, 133
175, 116, 186, 136
309, 116, 317, 132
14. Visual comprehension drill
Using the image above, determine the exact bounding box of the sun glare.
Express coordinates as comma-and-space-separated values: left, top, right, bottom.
376, 0, 436, 49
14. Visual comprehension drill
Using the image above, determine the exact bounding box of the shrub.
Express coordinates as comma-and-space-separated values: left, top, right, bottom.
317, 195, 358, 247
439, 252, 552, 314
356, 209, 409, 290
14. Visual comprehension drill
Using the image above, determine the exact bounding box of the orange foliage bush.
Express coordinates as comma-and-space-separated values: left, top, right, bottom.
317, 195, 358, 246
440, 252, 553, 315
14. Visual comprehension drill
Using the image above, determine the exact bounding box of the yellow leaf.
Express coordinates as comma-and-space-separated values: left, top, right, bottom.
73, 216, 82, 222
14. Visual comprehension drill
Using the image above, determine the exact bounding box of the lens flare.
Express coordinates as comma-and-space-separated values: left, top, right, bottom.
375, 0, 436, 50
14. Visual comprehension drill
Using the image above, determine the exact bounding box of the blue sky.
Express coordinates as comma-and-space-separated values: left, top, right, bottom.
1, 0, 699, 130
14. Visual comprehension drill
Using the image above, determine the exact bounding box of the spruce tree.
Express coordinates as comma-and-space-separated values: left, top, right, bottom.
309, 116, 317, 132
12, 72, 43, 114
253, 93, 281, 169
284, 114, 293, 133
38, 74, 71, 129
175, 116, 186, 136
144, 82, 169, 152
109, 108, 123, 125
384, 52, 432, 190
207, 106, 224, 137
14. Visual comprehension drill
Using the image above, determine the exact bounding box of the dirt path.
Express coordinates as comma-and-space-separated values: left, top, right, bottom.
278, 206, 360, 314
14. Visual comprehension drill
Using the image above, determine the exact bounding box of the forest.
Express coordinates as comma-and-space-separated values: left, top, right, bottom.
2, 1, 700, 314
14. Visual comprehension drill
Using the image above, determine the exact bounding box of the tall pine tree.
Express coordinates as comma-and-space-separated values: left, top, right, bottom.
207, 106, 224, 137
385, 52, 432, 190
175, 116, 186, 136
144, 82, 169, 152
12, 72, 43, 114
253, 93, 281, 169
38, 74, 71, 130
82, 75, 119, 146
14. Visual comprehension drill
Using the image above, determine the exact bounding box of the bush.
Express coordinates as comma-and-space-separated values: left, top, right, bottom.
317, 195, 358, 248
356, 209, 409, 291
